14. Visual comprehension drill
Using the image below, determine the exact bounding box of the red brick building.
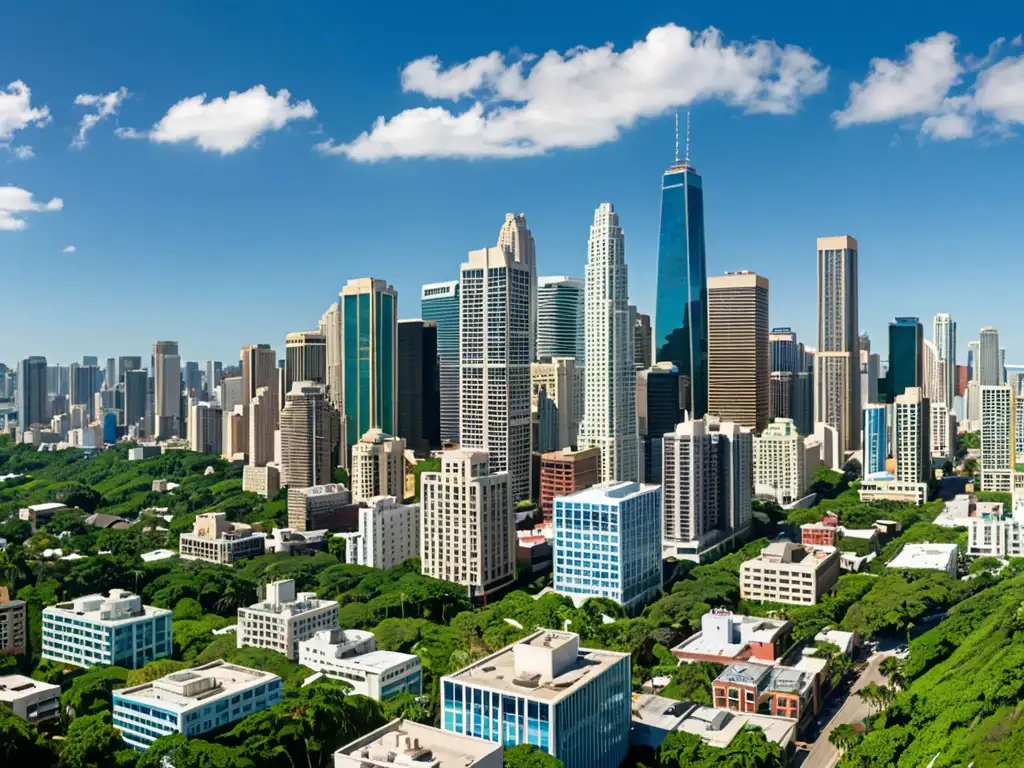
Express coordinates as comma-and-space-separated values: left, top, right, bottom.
538, 447, 600, 521
800, 512, 842, 547
712, 663, 821, 724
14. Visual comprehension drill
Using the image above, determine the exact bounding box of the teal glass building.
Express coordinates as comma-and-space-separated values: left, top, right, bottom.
885, 317, 923, 401
341, 278, 397, 450
421, 281, 460, 443
654, 156, 708, 419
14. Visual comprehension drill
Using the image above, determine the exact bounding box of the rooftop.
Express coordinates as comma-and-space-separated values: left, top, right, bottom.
45, 589, 169, 625
716, 664, 815, 697
630, 693, 695, 732
752, 541, 837, 566
672, 610, 790, 661
334, 718, 501, 768
888, 543, 959, 572
336, 650, 420, 673
114, 660, 279, 713
678, 705, 797, 750
0, 675, 60, 703
557, 480, 659, 503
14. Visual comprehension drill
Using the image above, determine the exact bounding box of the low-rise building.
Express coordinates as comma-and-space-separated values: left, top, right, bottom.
814, 628, 858, 657
968, 510, 1024, 558
713, 663, 820, 725
18, 501, 67, 530
237, 579, 339, 660
538, 447, 600, 522
739, 542, 840, 606
178, 512, 265, 565
301, 640, 422, 701
263, 527, 329, 555
936, 493, 1004, 528
858, 475, 928, 505
800, 513, 842, 547
671, 609, 791, 665
0, 674, 60, 724
42, 589, 172, 669
287, 484, 357, 532
112, 661, 282, 750
298, 628, 377, 665
334, 719, 502, 768
887, 542, 959, 578
339, 496, 420, 569
0, 587, 27, 656
128, 445, 162, 461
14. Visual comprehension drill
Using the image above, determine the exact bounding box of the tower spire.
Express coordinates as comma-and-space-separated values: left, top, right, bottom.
685, 111, 691, 164
674, 112, 680, 164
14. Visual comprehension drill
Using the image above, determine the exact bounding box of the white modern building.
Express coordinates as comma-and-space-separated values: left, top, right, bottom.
895, 387, 930, 483
578, 202, 639, 483
179, 512, 265, 565
858, 475, 928, 505
497, 212, 538, 362
341, 496, 420, 569
930, 403, 956, 461
308, 648, 422, 702
753, 418, 817, 505
334, 719, 502, 768
0, 675, 60, 723
237, 579, 339, 660
933, 313, 956, 408
982, 384, 1015, 492
887, 543, 958, 578
350, 429, 406, 501
739, 542, 840, 605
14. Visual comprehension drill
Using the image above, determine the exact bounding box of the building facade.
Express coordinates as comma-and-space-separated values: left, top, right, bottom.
287, 484, 355, 532
862, 404, 888, 476
531, 358, 583, 453
397, 319, 440, 455
237, 580, 339, 660
187, 401, 222, 455
0, 587, 27, 656
153, 341, 181, 439
285, 331, 327, 391
753, 418, 816, 505
179, 513, 265, 565
279, 381, 331, 489
341, 496, 420, 569
538, 447, 600, 522
637, 362, 682, 483
350, 429, 406, 501
537, 276, 585, 364
979, 327, 1001, 386
497, 213, 538, 362
982, 384, 1015, 492
739, 542, 840, 605
421, 281, 460, 443
895, 387, 931, 483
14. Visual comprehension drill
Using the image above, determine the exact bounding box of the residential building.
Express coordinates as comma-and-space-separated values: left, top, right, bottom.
279, 381, 331, 489
241, 464, 279, 499
707, 272, 770, 433
537, 276, 585, 363
532, 358, 583, 453
460, 247, 532, 500
815, 236, 860, 452
42, 589, 172, 669
0, 587, 27, 656
421, 281, 460, 443
862, 404, 887, 476
578, 202, 639, 483
895, 387, 930, 483
814, 421, 841, 470
334, 719, 502, 768
637, 362, 681, 483
237, 580, 338, 660
153, 341, 181, 439
341, 496, 420, 569
539, 447, 600, 522
753, 418, 816, 505
420, 450, 515, 600
887, 543, 958, 578
112, 661, 282, 750
0, 675, 60, 724
319, 302, 343, 409
884, 317, 923, 401
285, 331, 327, 392
179, 513, 265, 565
351, 429, 406, 501
670, 609, 792, 665
739, 541, 840, 605
634, 311, 652, 371
967, 507, 1024, 558
16, 356, 48, 434
247, 386, 276, 467
934, 313, 957, 408
858, 475, 929, 505
982, 384, 1015, 492
979, 327, 1001, 386
442, 630, 631, 768
287, 484, 356, 532
203, 360, 222, 400
931, 404, 956, 461
397, 319, 440, 455
187, 401, 222, 455
301, 635, 422, 701
553, 481, 662, 612
712, 663, 819, 724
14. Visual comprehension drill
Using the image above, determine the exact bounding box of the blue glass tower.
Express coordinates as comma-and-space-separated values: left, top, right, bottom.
421, 281, 460, 443
654, 122, 708, 419
862, 404, 888, 477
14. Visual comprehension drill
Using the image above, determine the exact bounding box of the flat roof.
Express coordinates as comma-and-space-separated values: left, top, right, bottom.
114, 660, 279, 713
672, 612, 789, 661
888, 543, 958, 571
240, 595, 337, 618
338, 650, 420, 673
0, 675, 60, 703
557, 480, 659, 503
630, 694, 695, 731
678, 705, 797, 750
334, 718, 501, 768
45, 591, 170, 625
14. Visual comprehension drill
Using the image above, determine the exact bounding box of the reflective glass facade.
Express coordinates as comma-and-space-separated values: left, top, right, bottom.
422, 282, 460, 443
887, 317, 923, 401
655, 164, 708, 419
863, 405, 887, 476
42, 611, 171, 669
342, 284, 396, 448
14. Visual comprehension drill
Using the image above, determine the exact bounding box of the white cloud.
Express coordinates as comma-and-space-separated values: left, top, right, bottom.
5, 144, 34, 159
62, 245, 76, 253
975, 55, 1024, 124
72, 87, 129, 148
323, 24, 828, 161
0, 81, 50, 141
0, 186, 63, 231
118, 85, 316, 154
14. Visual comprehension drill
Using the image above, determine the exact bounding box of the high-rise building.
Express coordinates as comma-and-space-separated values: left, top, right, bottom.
104, 358, 116, 389
203, 360, 223, 400
70, 363, 101, 420
123, 369, 147, 431
770, 328, 799, 374
979, 327, 1001, 386
637, 362, 681, 483
319, 303, 343, 408
753, 418, 818, 504
82, 356, 98, 367
967, 340, 980, 382
930, 403, 956, 461
285, 331, 327, 392
860, 347, 881, 408
16, 356, 48, 433
707, 271, 769, 433
537, 276, 585, 364
241, 344, 278, 405
248, 387, 277, 467
118, 357, 143, 382
815, 235, 860, 453
188, 401, 223, 455
895, 387, 930, 484
340, 496, 420, 570
421, 281, 460, 444
633, 311, 652, 371
497, 213, 537, 361
885, 317, 923, 401
862, 404, 888, 477
531, 358, 583, 453
279, 382, 331, 489
153, 341, 181, 439
340, 278, 398, 450
981, 384, 1015, 492
459, 247, 532, 500
350, 429, 406, 501
183, 361, 202, 399
578, 203, 638, 483
933, 313, 956, 407
420, 450, 515, 599
655, 130, 708, 420
397, 320, 440, 455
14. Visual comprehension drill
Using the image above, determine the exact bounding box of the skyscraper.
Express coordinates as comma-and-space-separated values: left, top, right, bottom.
537, 276, 585, 364
815, 235, 861, 453
319, 303, 343, 409
248, 387, 277, 467
707, 271, 769, 433
285, 331, 327, 391
124, 369, 147, 431
397, 319, 440, 455
459, 248, 532, 500
979, 328, 1001, 386
118, 357, 143, 383
933, 313, 956, 407
104, 358, 116, 389
69, 363, 101, 419
497, 213, 537, 361
981, 384, 1014, 492
241, 344, 278, 405
654, 125, 708, 419
633, 311, 652, 371
16, 356, 47, 432
637, 362, 681, 483
153, 341, 181, 439
770, 328, 799, 374
895, 387, 930, 484
183, 361, 202, 400
279, 382, 331, 489
203, 360, 223, 400
350, 429, 406, 501
188, 402, 223, 455
531, 358, 583, 453
862, 404, 887, 477
421, 281, 460, 444
885, 317, 923, 400
967, 340, 980, 382
340, 277, 397, 450
578, 202, 638, 483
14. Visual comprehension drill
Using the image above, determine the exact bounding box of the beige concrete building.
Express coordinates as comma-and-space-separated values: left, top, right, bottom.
285, 330, 327, 391
333, 720, 502, 768
350, 428, 406, 501
153, 341, 181, 439
222, 404, 248, 461
740, 541, 840, 605
707, 272, 769, 433
895, 387, 931, 484
319, 303, 343, 410
279, 381, 331, 489
187, 401, 222, 455
531, 358, 584, 453
237, 579, 339, 660
242, 465, 280, 498
753, 418, 818, 505
248, 386, 277, 467
0, 675, 60, 723
179, 512, 265, 565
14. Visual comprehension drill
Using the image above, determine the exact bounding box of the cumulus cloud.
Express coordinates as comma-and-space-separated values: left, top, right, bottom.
62, 245, 76, 253
72, 87, 129, 148
0, 81, 50, 141
117, 85, 316, 154
10, 145, 34, 159
0, 186, 63, 231
320, 24, 828, 161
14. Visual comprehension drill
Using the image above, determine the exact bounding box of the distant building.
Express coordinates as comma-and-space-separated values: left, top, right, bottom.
0, 587, 27, 656
537, 276, 585, 364
421, 281, 460, 444
858, 476, 928, 506
237, 580, 339, 660
538, 447, 600, 522
187, 401, 222, 455
241, 465, 280, 499
340, 496, 420, 569
862, 404, 887, 476
894, 387, 930, 483
981, 384, 1014, 492
0, 675, 60, 724
634, 311, 652, 371
670, 609, 792, 665
279, 381, 331, 490
128, 444, 161, 461
285, 330, 327, 391
739, 542, 840, 605
287, 484, 356, 532
153, 341, 181, 439
350, 429, 406, 501
531, 358, 584, 453
179, 513, 265, 565
334, 719, 502, 768
637, 362, 681, 483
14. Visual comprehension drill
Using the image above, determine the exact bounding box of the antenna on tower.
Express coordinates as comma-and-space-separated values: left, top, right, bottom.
685, 111, 691, 165
674, 112, 680, 164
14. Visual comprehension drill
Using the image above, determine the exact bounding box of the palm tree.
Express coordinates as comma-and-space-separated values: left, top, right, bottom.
879, 656, 906, 689
829, 723, 862, 754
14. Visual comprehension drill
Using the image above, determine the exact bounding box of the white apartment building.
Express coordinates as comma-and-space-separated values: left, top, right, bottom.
982, 385, 1015, 492
350, 429, 406, 501
753, 418, 817, 505
895, 387, 930, 483
0, 675, 60, 723
967, 512, 1024, 558
300, 629, 422, 701
340, 496, 419, 569
420, 450, 515, 600
333, 720, 502, 768
179, 512, 265, 565
578, 202, 639, 483
739, 541, 840, 605
237, 579, 339, 661
930, 403, 956, 461
933, 313, 956, 408
858, 477, 928, 505
887, 543, 958, 578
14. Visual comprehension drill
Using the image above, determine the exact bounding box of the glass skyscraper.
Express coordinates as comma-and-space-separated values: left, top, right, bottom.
654, 153, 708, 419
422, 281, 460, 443
862, 404, 887, 477
537, 276, 585, 363
886, 317, 923, 401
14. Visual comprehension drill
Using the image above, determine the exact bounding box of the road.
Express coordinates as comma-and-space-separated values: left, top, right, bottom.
796, 652, 888, 768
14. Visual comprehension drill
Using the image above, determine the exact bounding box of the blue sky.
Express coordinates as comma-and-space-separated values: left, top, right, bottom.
2, 1, 1023, 366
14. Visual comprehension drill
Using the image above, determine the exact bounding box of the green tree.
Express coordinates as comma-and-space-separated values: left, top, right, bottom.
0, 706, 53, 764
62, 666, 131, 717
829, 723, 863, 754
138, 735, 252, 768
59, 712, 131, 768
126, 659, 190, 686
412, 458, 441, 502
503, 743, 565, 767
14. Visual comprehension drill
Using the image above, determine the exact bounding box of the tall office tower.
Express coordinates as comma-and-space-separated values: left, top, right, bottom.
578, 203, 638, 484
531, 358, 583, 453
104, 358, 116, 389
460, 248, 532, 500
82, 356, 98, 367
1017, 396, 1024, 458
895, 387, 931, 483
69, 363, 101, 419
340, 277, 398, 450
815, 235, 861, 453
420, 449, 515, 600
933, 313, 956, 406
922, 339, 941, 403
46, 364, 60, 396
860, 347, 881, 408
956, 365, 968, 397
981, 385, 1015, 492
118, 356, 143, 383
655, 127, 708, 419
967, 340, 980, 382
16, 356, 47, 432
123, 369, 147, 431
979, 328, 1000, 386
421, 281, 460, 444
633, 311, 652, 371
188, 402, 223, 454
859, 332, 871, 352
1001, 348, 1007, 384
220, 376, 243, 413
769, 372, 793, 421
318, 303, 343, 408
965, 380, 982, 429
241, 344, 278, 405
183, 361, 202, 399
753, 418, 817, 504
350, 429, 407, 501
153, 341, 181, 439
885, 317, 924, 400
707, 271, 769, 433
279, 382, 331, 489
862, 404, 888, 477
536, 276, 584, 364
662, 417, 753, 558
930, 403, 956, 461
285, 331, 327, 392
770, 328, 799, 373
203, 360, 223, 400
637, 362, 681, 483
397, 320, 440, 455
248, 387, 277, 467
497, 213, 537, 361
